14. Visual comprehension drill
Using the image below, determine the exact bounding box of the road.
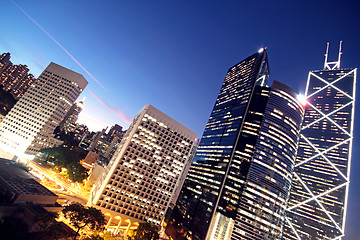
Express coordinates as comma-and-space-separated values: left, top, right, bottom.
27, 160, 89, 203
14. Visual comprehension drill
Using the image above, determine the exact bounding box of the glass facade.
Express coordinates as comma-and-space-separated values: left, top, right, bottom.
166, 50, 304, 240
223, 82, 304, 240
283, 68, 357, 240
165, 50, 269, 240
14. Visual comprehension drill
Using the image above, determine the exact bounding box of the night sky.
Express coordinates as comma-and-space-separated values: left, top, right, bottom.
1, 0, 360, 239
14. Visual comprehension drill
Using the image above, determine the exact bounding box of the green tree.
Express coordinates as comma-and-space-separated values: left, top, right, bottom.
38, 146, 89, 182
67, 162, 89, 182
81, 233, 104, 240
62, 203, 106, 240
0, 86, 17, 115
129, 223, 159, 240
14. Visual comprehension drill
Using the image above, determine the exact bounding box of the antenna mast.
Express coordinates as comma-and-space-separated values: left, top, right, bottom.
337, 40, 343, 69
324, 42, 329, 70
324, 41, 343, 70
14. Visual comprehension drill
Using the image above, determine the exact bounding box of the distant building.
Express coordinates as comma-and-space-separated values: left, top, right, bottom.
89, 104, 196, 236
80, 124, 125, 163
71, 123, 89, 143
79, 131, 97, 150
88, 128, 108, 152
0, 64, 37, 99
59, 101, 84, 132
0, 62, 88, 161
84, 126, 126, 191
12, 73, 37, 99
0, 52, 11, 74
283, 43, 357, 239
0, 53, 38, 99
103, 131, 124, 160
107, 124, 123, 141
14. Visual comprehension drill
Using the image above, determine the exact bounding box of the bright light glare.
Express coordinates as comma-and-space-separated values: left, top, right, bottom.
258, 48, 264, 53
297, 94, 307, 106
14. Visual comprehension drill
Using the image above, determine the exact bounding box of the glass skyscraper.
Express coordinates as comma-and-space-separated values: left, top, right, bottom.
166, 49, 304, 240
283, 44, 357, 240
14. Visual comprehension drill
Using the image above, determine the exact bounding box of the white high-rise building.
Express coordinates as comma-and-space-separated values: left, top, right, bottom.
283, 43, 357, 240
89, 104, 196, 236
0, 62, 88, 160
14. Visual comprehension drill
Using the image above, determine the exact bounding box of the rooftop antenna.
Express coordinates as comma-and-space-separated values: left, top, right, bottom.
324, 41, 342, 70
324, 42, 329, 70
337, 40, 343, 69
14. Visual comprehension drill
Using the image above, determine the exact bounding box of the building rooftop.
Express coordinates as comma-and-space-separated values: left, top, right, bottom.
0, 158, 57, 202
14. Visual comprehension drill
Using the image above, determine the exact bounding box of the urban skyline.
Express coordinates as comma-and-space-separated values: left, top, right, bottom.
1, 1, 360, 239
2, 1, 359, 136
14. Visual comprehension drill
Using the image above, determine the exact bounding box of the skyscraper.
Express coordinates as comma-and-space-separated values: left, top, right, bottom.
0, 53, 38, 99
166, 49, 304, 240
59, 100, 84, 132
0, 64, 37, 99
11, 73, 37, 99
108, 124, 124, 141
0, 52, 11, 74
89, 104, 196, 236
283, 43, 357, 239
0, 62, 88, 160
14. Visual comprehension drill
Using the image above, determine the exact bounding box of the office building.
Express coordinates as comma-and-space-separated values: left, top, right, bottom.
84, 126, 126, 191
89, 104, 196, 236
59, 100, 84, 132
0, 52, 11, 74
0, 52, 37, 99
108, 124, 123, 141
11, 73, 37, 99
166, 49, 304, 240
80, 124, 125, 170
283, 43, 357, 239
69, 123, 89, 143
0, 64, 37, 99
0, 62, 88, 160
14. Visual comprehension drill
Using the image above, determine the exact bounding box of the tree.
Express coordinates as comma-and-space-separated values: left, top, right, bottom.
67, 162, 89, 183
35, 211, 59, 233
129, 223, 159, 240
38, 146, 89, 182
81, 233, 104, 240
0, 86, 17, 115
62, 203, 106, 240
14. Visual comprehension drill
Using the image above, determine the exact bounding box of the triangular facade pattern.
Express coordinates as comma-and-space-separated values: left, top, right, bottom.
283, 68, 357, 240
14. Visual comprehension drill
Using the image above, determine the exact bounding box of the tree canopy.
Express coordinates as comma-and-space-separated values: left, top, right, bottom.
38, 145, 88, 182
62, 203, 105, 240
129, 223, 159, 240
0, 86, 17, 116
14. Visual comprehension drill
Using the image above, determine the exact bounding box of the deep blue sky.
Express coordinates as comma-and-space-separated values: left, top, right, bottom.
1, 0, 360, 238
